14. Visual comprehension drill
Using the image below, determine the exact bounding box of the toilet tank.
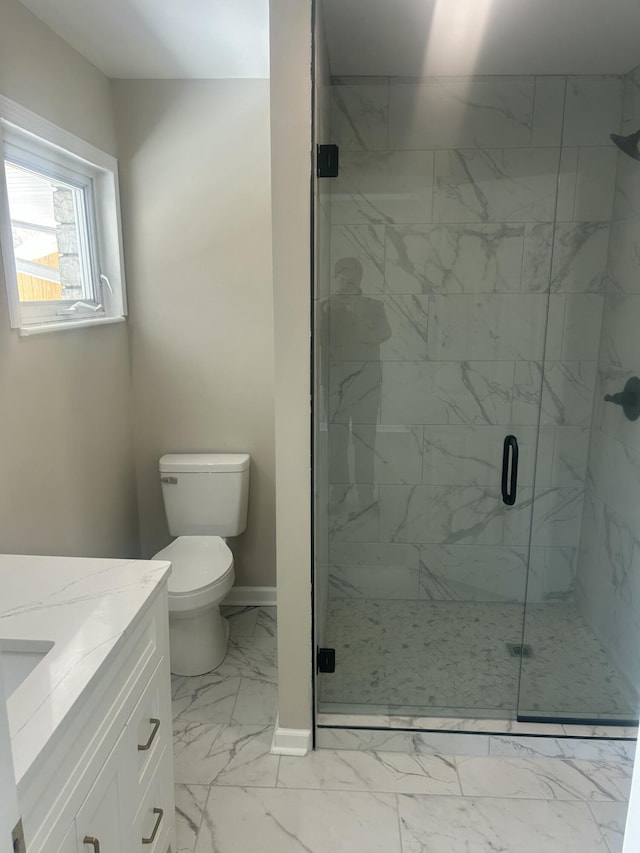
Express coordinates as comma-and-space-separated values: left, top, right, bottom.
159, 453, 250, 537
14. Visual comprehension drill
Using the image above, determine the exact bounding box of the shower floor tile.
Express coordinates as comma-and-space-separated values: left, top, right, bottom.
319, 600, 639, 720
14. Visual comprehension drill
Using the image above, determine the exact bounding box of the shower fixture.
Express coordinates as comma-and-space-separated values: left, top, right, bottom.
610, 129, 640, 160
604, 375, 640, 421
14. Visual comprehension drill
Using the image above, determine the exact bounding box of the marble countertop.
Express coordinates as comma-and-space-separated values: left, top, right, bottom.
0, 554, 171, 786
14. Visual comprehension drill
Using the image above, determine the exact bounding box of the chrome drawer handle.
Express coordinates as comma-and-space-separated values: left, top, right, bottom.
142, 808, 164, 845
138, 718, 160, 751
84, 838, 100, 852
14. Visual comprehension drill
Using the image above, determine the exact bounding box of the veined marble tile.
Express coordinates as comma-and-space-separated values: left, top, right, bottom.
225, 606, 260, 637
331, 149, 434, 225
559, 294, 605, 361
385, 223, 526, 294
422, 425, 539, 486
329, 565, 420, 600
622, 65, 640, 133
503, 485, 584, 547
607, 219, 640, 294
175, 784, 208, 853
528, 546, 576, 600
329, 484, 380, 541
512, 361, 597, 426
215, 635, 277, 682
555, 147, 579, 221
172, 672, 240, 724
329, 541, 420, 569
419, 544, 528, 602
398, 794, 609, 853
548, 222, 610, 294
590, 802, 629, 853
522, 222, 554, 292
550, 426, 591, 486
601, 294, 640, 367
586, 429, 640, 527
569, 147, 618, 222
612, 153, 640, 221
532, 77, 566, 147
173, 722, 279, 787
316, 714, 635, 740
388, 77, 534, 150
329, 361, 383, 424
277, 748, 461, 795
381, 361, 514, 425
433, 148, 560, 223
254, 606, 277, 640
489, 736, 635, 763
427, 294, 548, 361
329, 294, 429, 362
379, 484, 504, 544
456, 755, 632, 801
330, 224, 386, 294
574, 490, 640, 695
331, 84, 389, 151
231, 676, 278, 725
315, 727, 490, 755
563, 76, 625, 148
195, 787, 402, 853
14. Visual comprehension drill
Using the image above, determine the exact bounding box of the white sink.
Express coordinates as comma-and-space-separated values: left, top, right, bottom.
0, 639, 54, 698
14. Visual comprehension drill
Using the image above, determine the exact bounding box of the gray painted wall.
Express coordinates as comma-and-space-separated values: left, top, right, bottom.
0, 0, 139, 560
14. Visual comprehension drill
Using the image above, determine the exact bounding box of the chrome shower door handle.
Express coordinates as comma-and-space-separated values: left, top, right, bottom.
501, 435, 519, 506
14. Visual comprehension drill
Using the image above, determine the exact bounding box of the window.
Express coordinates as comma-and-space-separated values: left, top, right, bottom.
0, 97, 127, 334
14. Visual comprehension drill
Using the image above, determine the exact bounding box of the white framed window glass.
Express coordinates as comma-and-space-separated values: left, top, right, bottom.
0, 97, 127, 335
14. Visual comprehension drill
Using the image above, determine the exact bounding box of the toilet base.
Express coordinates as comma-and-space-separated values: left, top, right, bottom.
169, 604, 230, 676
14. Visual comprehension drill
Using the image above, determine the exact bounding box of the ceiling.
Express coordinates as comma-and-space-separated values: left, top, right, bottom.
18, 0, 270, 79
321, 0, 640, 78
17, 0, 640, 80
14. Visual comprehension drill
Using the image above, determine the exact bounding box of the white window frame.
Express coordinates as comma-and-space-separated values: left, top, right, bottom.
0, 96, 127, 335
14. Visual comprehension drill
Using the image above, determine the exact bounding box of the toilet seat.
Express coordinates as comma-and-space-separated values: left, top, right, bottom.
154, 536, 234, 613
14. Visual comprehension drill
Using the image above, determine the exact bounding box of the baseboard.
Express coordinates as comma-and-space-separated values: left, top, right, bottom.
270, 714, 312, 756
225, 586, 277, 607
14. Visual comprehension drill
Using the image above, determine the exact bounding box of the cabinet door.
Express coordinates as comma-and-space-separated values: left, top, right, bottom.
56, 825, 78, 853
75, 730, 135, 853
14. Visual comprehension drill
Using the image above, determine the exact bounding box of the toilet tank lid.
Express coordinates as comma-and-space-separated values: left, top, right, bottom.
159, 453, 250, 473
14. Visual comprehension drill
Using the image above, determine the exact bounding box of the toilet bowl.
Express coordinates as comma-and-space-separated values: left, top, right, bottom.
154, 535, 235, 676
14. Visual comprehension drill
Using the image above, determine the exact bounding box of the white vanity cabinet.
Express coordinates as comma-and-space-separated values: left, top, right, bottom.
17, 587, 176, 853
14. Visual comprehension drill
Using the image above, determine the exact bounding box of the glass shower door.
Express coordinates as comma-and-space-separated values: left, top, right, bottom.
517, 74, 640, 725
315, 75, 564, 720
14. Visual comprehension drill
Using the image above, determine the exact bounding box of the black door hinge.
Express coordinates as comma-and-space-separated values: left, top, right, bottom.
317, 647, 336, 673
317, 144, 339, 178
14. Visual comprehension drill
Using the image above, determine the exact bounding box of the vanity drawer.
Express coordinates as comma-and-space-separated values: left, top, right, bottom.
126, 659, 170, 796
133, 744, 175, 853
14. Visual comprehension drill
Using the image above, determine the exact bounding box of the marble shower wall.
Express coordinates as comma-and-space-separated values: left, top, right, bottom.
575, 64, 640, 693
327, 75, 623, 605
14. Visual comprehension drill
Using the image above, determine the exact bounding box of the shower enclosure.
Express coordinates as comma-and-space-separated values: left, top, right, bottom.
313, 12, 640, 727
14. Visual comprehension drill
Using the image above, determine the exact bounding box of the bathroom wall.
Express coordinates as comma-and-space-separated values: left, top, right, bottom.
0, 0, 139, 558
576, 63, 640, 690
326, 74, 622, 604
111, 80, 276, 587
270, 0, 314, 732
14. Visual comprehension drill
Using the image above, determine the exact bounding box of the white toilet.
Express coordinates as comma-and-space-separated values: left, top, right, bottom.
153, 452, 250, 676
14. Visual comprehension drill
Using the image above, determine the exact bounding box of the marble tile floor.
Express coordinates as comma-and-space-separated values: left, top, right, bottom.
319, 599, 640, 720
173, 605, 633, 853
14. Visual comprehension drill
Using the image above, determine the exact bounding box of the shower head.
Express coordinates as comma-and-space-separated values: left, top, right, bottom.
610, 129, 640, 161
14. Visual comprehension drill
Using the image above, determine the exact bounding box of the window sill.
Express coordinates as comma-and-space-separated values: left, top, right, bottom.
18, 315, 126, 337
